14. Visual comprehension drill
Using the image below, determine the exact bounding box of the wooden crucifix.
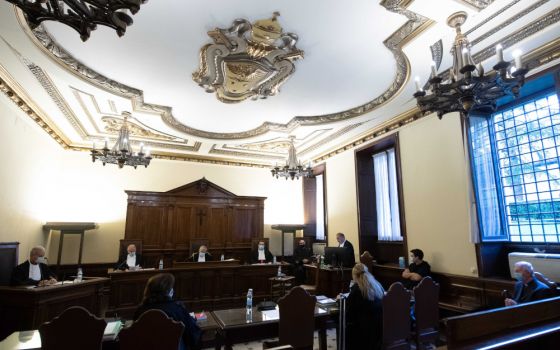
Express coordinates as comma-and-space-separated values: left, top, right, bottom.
196, 208, 207, 226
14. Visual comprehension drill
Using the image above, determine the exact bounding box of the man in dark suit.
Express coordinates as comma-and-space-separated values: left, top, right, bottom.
190, 245, 213, 262
336, 232, 356, 267
251, 240, 273, 264
115, 244, 143, 270
11, 246, 57, 286
292, 239, 313, 284
505, 261, 552, 306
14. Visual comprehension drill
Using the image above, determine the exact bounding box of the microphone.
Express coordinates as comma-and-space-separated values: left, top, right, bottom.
115, 258, 127, 270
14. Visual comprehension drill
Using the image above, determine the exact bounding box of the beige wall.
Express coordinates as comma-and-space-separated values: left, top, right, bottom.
322, 113, 478, 277
0, 94, 303, 264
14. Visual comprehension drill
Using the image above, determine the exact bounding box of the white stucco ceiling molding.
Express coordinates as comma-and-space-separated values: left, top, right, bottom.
15, 1, 433, 141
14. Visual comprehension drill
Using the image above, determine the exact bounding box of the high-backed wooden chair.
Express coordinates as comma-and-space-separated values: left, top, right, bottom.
0, 242, 19, 286
119, 309, 185, 350
360, 251, 374, 273
299, 264, 319, 295
119, 239, 143, 256
382, 282, 412, 350
413, 277, 440, 349
39, 306, 106, 350
189, 238, 210, 255
263, 286, 316, 350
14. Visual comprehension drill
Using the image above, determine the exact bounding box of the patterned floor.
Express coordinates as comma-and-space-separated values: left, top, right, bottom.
202, 328, 338, 350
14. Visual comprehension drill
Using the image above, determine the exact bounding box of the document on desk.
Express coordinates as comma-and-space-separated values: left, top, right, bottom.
103, 321, 122, 340
261, 309, 279, 321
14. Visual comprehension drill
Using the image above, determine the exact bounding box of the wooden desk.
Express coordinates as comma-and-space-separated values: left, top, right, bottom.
0, 277, 109, 341
172, 260, 241, 268
212, 305, 333, 350
108, 264, 280, 318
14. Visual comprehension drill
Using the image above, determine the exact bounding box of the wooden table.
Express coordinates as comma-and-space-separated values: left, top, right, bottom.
0, 313, 219, 350
211, 305, 334, 350
108, 263, 280, 318
0, 277, 109, 341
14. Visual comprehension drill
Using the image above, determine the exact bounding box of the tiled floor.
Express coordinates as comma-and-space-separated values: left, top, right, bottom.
202, 328, 338, 350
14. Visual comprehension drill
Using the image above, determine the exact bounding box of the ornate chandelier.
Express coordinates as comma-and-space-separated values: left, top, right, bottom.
271, 137, 313, 180
90, 112, 151, 169
6, 0, 147, 41
414, 11, 529, 118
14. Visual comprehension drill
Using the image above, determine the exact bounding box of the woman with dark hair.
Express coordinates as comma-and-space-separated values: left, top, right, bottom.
134, 273, 201, 350
345, 263, 384, 350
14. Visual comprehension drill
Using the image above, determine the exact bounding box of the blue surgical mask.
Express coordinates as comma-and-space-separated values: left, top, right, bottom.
513, 272, 523, 282
258, 245, 264, 251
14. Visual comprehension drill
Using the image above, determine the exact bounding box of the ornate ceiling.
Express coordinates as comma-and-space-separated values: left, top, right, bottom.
0, 0, 559, 167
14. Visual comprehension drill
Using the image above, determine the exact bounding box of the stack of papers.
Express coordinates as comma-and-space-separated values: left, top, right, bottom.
318, 298, 337, 304
103, 321, 122, 340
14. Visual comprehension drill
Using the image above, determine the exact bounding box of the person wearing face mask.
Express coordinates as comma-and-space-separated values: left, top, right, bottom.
292, 239, 313, 284
251, 240, 273, 264
401, 249, 431, 290
504, 261, 552, 306
134, 273, 201, 350
11, 246, 57, 286
115, 244, 143, 271
190, 245, 213, 262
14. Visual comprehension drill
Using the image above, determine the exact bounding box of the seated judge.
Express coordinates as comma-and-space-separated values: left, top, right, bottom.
345, 263, 384, 350
251, 240, 273, 264
401, 248, 431, 290
504, 261, 552, 306
11, 246, 57, 286
115, 244, 143, 271
336, 232, 356, 267
134, 273, 201, 350
292, 239, 313, 284
190, 245, 213, 262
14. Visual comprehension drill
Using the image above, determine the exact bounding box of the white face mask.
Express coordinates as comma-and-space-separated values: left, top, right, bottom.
258, 245, 265, 251
36, 256, 46, 264
199, 252, 205, 256
128, 252, 135, 257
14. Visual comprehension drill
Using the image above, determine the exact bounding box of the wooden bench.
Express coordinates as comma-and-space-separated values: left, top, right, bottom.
443, 296, 560, 349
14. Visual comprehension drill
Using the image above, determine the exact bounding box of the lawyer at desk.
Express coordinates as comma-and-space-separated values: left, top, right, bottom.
115, 244, 142, 271
11, 246, 57, 287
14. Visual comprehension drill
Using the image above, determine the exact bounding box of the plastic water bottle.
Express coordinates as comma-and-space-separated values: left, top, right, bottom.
221, 254, 225, 261
246, 288, 253, 310
277, 265, 282, 277
272, 256, 277, 264
158, 259, 164, 270
398, 256, 405, 268
76, 268, 83, 282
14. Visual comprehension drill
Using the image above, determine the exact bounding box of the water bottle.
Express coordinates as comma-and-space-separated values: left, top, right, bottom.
277, 265, 282, 277
76, 267, 83, 282
158, 259, 164, 270
246, 288, 253, 310
221, 254, 225, 261
272, 256, 277, 264
398, 256, 405, 268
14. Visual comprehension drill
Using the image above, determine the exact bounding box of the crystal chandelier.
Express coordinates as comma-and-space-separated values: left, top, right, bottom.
6, 0, 148, 41
271, 137, 313, 180
90, 112, 151, 169
414, 11, 529, 118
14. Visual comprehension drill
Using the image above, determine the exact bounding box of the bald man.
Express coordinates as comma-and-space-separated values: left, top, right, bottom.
11, 246, 57, 286
505, 261, 552, 306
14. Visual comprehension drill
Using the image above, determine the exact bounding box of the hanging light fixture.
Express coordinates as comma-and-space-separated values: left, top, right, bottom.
413, 11, 529, 118
6, 0, 148, 41
90, 112, 151, 169
271, 136, 313, 180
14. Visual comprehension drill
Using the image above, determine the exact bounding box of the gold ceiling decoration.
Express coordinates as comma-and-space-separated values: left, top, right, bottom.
192, 12, 303, 103
101, 116, 176, 141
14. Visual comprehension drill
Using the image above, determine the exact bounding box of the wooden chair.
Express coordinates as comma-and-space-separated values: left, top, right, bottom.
119, 309, 185, 350
0, 242, 19, 286
39, 306, 106, 350
382, 282, 412, 350
360, 251, 374, 273
263, 286, 316, 350
119, 239, 143, 256
413, 277, 440, 349
300, 264, 319, 295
